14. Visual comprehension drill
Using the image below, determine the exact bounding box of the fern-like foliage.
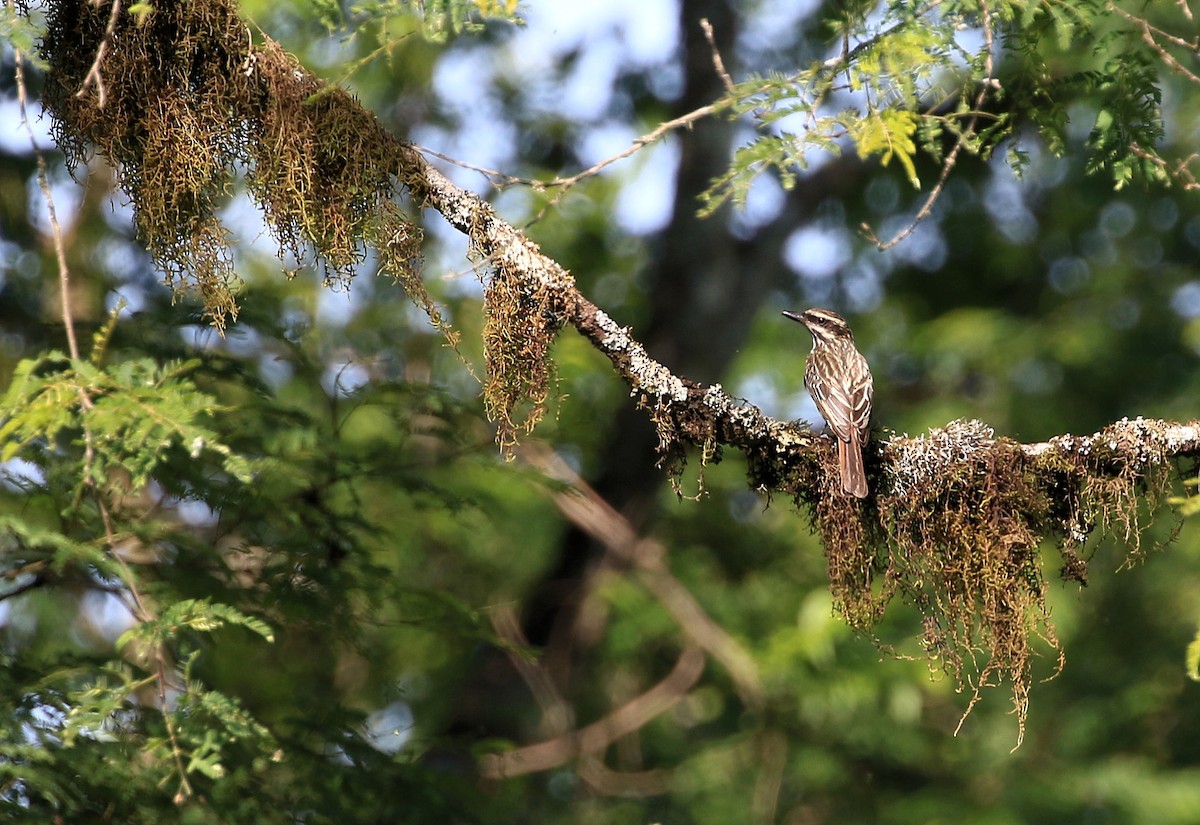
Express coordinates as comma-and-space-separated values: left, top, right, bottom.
702, 0, 1182, 215
0, 300, 506, 819
117, 598, 275, 651
0, 330, 282, 805
0, 352, 254, 493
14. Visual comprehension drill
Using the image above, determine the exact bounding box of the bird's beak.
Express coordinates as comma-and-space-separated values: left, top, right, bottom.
782, 310, 806, 324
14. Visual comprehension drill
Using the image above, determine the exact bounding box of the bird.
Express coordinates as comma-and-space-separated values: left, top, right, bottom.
783, 308, 873, 498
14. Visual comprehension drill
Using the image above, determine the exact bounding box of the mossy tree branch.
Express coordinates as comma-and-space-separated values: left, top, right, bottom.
36, 0, 1200, 744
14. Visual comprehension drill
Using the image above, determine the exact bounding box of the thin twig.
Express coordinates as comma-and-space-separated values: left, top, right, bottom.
1111, 2, 1200, 53
17, 46, 151, 702
77, 0, 124, 108
1110, 3, 1200, 86
548, 103, 724, 190
421, 7, 957, 232
865, 0, 996, 250
412, 145, 539, 191
491, 605, 674, 796
14, 45, 80, 361
415, 97, 724, 227
700, 18, 736, 95
18, 18, 191, 794
523, 99, 724, 226
1128, 144, 1200, 190
93, 426, 192, 801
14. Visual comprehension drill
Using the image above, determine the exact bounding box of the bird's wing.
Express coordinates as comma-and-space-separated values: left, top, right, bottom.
807, 347, 872, 444
847, 376, 872, 443
813, 379, 858, 443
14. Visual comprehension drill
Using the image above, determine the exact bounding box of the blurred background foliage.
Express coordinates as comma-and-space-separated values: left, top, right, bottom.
2, 0, 1200, 822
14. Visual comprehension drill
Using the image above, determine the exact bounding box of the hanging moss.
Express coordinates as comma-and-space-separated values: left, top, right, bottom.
40, 0, 425, 329
772, 418, 1176, 744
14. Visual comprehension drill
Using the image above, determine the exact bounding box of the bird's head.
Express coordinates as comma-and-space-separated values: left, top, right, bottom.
782, 308, 854, 344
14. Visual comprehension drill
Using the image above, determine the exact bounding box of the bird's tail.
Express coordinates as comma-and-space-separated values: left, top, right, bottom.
838, 436, 869, 498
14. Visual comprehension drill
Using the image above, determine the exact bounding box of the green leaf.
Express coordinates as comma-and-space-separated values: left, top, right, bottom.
852, 109, 921, 188
116, 598, 275, 653
0, 354, 256, 490
0, 6, 47, 66
0, 515, 116, 579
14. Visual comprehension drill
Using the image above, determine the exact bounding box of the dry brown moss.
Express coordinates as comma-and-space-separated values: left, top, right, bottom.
40, 0, 425, 329
879, 422, 1056, 743
481, 259, 571, 455
785, 418, 1177, 744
